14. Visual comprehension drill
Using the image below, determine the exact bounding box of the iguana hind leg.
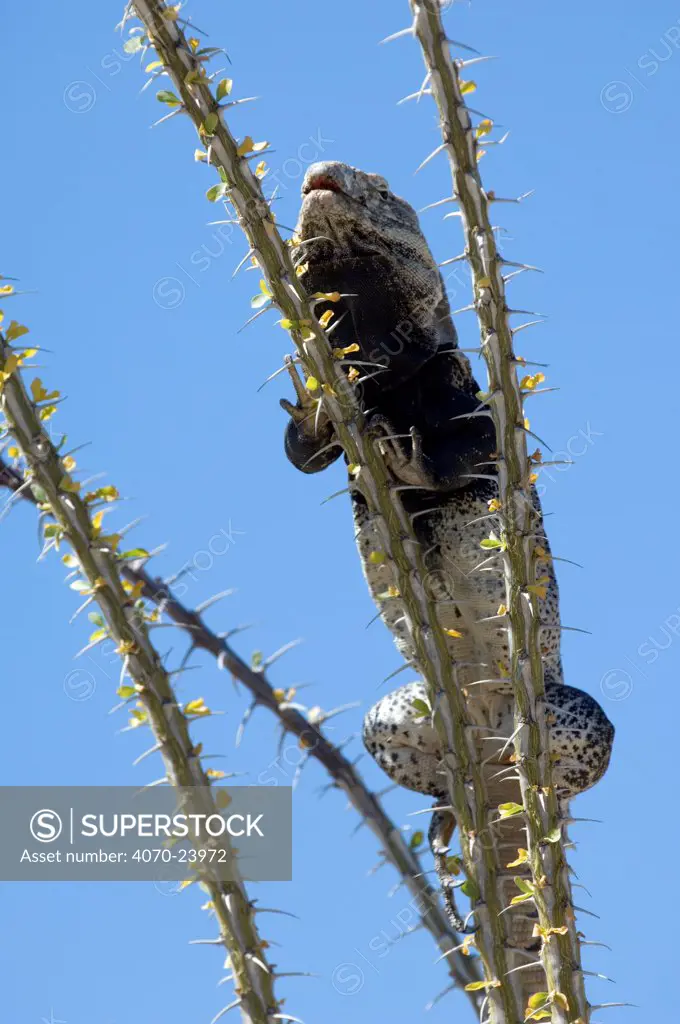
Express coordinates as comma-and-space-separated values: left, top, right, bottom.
429, 805, 475, 935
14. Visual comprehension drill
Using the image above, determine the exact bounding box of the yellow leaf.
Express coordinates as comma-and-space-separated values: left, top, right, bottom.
5, 320, 29, 342
520, 372, 545, 391
368, 551, 386, 565
497, 603, 507, 616
465, 979, 500, 992
477, 276, 491, 289
206, 769, 226, 779
7, 446, 19, 458
319, 310, 334, 328
185, 697, 211, 717
0, 284, 15, 296
116, 640, 139, 656
146, 60, 164, 73
188, 37, 200, 51
306, 376, 320, 391
487, 497, 501, 513
444, 628, 464, 639
476, 118, 493, 137
194, 148, 207, 162
272, 688, 285, 702
527, 992, 549, 1012
506, 848, 528, 868
123, 580, 144, 601
255, 160, 268, 179
62, 456, 76, 472
1, 354, 19, 380
552, 992, 569, 1011
347, 366, 360, 383
295, 262, 308, 278
237, 136, 254, 156
347, 463, 360, 476
460, 80, 477, 95
59, 475, 80, 493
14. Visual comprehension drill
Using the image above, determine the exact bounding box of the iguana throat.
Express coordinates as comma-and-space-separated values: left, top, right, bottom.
293, 161, 456, 394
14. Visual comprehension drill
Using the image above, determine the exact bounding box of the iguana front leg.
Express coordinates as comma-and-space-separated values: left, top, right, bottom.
366, 379, 497, 493
281, 356, 342, 474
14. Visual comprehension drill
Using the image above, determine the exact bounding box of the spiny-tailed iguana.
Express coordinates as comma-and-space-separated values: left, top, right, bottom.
282, 160, 614, 940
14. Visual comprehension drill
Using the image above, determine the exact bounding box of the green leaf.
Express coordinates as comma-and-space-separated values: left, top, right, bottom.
156, 90, 181, 106
70, 580, 90, 593
88, 611, 105, 628
527, 992, 549, 1010
30, 484, 48, 503
464, 980, 496, 992
203, 112, 219, 135
120, 548, 150, 560
117, 685, 136, 699
123, 36, 144, 54
250, 292, 270, 309
89, 628, 107, 644
544, 826, 562, 844
216, 78, 233, 101
461, 878, 479, 901
480, 536, 503, 550
513, 876, 534, 895
206, 183, 229, 203
44, 523, 62, 538
498, 801, 523, 818
445, 855, 462, 876
251, 650, 263, 670
409, 830, 424, 851
410, 698, 431, 719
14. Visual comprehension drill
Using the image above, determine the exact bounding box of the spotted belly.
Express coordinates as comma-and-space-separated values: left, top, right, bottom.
352, 481, 562, 693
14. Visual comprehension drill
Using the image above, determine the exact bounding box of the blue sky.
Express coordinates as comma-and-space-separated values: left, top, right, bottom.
1, 1, 678, 1022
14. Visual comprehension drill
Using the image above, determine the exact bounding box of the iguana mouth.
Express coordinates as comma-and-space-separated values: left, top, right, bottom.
302, 172, 344, 195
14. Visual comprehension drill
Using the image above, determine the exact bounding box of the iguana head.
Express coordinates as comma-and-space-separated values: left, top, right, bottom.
296, 161, 433, 273
293, 161, 456, 389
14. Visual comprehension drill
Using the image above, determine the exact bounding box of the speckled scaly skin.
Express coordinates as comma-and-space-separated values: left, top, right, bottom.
362, 680, 614, 804
282, 161, 614, 937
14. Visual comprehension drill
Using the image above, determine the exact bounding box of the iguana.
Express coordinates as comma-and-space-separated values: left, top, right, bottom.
282, 161, 614, 954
